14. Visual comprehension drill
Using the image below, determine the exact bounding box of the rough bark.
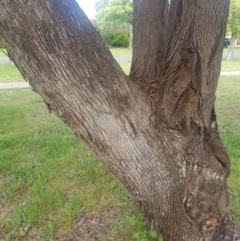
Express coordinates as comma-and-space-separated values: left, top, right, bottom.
227, 32, 237, 61
130, 0, 169, 88
0, 0, 231, 240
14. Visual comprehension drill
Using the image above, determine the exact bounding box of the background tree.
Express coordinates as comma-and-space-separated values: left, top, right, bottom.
95, 0, 108, 12
227, 0, 240, 60
95, 0, 133, 48
0, 0, 232, 240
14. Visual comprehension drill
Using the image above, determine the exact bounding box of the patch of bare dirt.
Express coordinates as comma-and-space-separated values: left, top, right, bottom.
57, 207, 123, 241
212, 216, 240, 241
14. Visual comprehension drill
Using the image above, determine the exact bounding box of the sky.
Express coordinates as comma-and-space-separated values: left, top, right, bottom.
76, 0, 97, 19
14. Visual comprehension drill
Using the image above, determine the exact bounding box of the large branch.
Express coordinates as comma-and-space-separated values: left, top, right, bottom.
0, 0, 176, 211
156, 0, 230, 132
130, 0, 169, 89
0, 0, 136, 183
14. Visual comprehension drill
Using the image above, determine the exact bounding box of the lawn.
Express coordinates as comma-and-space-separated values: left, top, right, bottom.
216, 76, 240, 227
109, 47, 132, 56
222, 47, 240, 54
0, 64, 24, 82
119, 61, 132, 74
0, 49, 8, 57
0, 90, 162, 240
221, 59, 240, 72
0, 75, 240, 240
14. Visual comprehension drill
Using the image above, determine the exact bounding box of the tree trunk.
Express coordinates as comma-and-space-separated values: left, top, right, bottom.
227, 32, 237, 61
0, 0, 231, 240
129, 24, 133, 49
130, 0, 169, 87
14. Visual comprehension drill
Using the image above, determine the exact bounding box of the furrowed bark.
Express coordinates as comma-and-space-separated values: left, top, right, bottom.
156, 0, 231, 176
0, 0, 155, 191
158, 0, 230, 131
155, 0, 231, 239
130, 0, 169, 90
0, 3, 190, 240
0, 0, 232, 240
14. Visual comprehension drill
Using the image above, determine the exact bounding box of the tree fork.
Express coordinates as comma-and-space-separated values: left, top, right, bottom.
0, 0, 232, 240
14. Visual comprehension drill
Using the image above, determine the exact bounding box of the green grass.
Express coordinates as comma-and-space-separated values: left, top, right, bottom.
221, 59, 240, 72
0, 64, 24, 82
215, 75, 240, 226
119, 61, 132, 75
222, 47, 240, 54
110, 47, 132, 56
0, 49, 7, 57
0, 89, 163, 241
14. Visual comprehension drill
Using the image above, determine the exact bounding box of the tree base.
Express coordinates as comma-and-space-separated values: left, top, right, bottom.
212, 216, 239, 241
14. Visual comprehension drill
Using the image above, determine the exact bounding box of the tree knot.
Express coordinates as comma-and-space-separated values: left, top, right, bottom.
202, 217, 218, 231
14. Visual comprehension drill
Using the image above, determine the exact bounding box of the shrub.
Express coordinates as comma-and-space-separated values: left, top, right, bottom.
104, 31, 129, 48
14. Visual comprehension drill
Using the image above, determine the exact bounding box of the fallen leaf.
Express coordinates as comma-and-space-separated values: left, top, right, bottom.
20, 227, 26, 236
